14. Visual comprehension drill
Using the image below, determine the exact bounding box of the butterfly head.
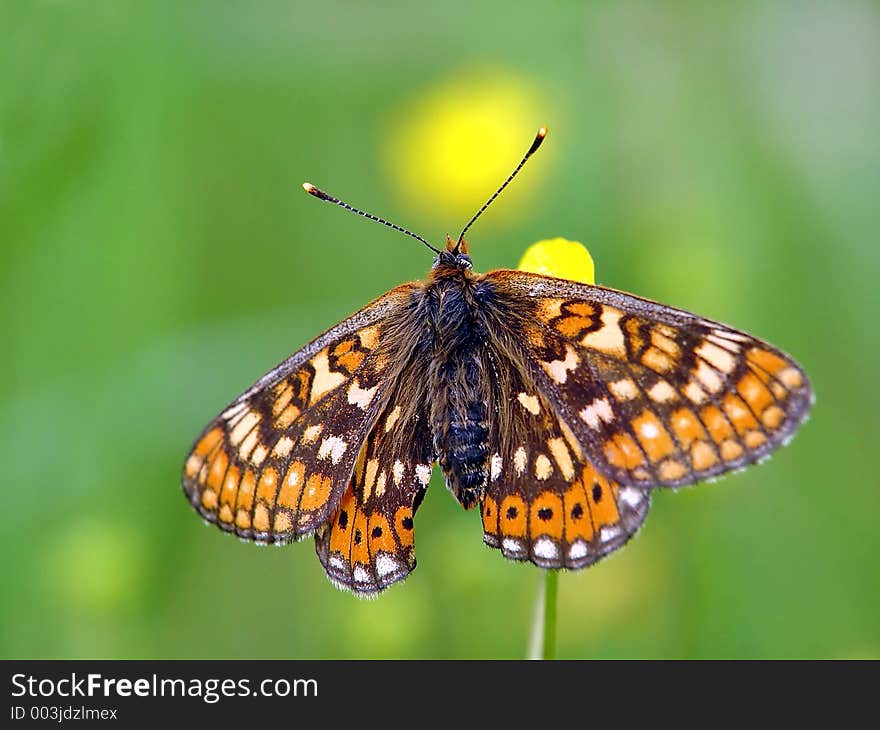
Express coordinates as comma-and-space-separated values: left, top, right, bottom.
433, 235, 473, 271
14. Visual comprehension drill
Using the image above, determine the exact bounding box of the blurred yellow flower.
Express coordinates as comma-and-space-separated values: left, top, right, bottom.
518, 237, 595, 284
386, 70, 547, 228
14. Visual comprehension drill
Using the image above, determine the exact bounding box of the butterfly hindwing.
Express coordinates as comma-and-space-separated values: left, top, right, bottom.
486, 270, 813, 489
479, 359, 650, 568
315, 391, 434, 596
182, 284, 418, 543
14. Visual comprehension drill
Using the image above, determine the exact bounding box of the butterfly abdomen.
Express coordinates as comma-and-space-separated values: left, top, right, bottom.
435, 392, 489, 509
425, 270, 492, 509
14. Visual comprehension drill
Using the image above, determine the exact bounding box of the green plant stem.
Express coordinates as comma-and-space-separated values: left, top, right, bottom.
528, 569, 559, 659
542, 570, 558, 660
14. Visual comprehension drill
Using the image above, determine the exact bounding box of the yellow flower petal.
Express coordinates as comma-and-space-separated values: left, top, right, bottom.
517, 237, 595, 285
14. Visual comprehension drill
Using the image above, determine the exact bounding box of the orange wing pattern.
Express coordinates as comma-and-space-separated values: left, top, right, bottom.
479, 356, 650, 568
488, 270, 813, 489
182, 285, 416, 543
315, 393, 434, 596
183, 262, 813, 595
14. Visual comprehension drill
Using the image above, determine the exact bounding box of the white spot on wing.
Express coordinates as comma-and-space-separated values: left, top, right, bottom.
534, 454, 553, 480
514, 447, 527, 476
375, 553, 399, 578
708, 332, 742, 350
502, 538, 523, 554
357, 325, 379, 349
594, 397, 614, 422
415, 464, 431, 485
272, 435, 294, 458
684, 381, 708, 404
533, 538, 558, 560
726, 399, 748, 421
392, 460, 404, 486
712, 329, 749, 344
491, 453, 502, 481
580, 398, 614, 429
580, 405, 600, 429
610, 379, 638, 400
541, 345, 579, 384
517, 392, 541, 415
364, 459, 379, 494
694, 361, 723, 393
779, 367, 803, 388
222, 401, 248, 423
568, 541, 589, 560
696, 341, 737, 374
318, 435, 348, 464
353, 565, 371, 584
375, 471, 387, 498
309, 350, 346, 405
648, 380, 677, 403
640, 421, 660, 439
185, 454, 201, 476
600, 525, 622, 542
547, 438, 574, 481
229, 411, 261, 446
384, 405, 402, 432
581, 306, 625, 355
251, 444, 268, 466
347, 379, 378, 409
302, 424, 323, 444
619, 486, 644, 508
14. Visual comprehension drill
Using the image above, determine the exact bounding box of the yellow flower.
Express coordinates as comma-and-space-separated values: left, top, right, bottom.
385, 70, 547, 229
517, 237, 595, 285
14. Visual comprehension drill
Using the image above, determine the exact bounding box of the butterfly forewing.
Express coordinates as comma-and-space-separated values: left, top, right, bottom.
182, 284, 418, 543
488, 270, 813, 489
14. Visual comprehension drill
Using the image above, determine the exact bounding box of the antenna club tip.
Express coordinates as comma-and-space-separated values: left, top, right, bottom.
302, 182, 316, 194
527, 126, 549, 155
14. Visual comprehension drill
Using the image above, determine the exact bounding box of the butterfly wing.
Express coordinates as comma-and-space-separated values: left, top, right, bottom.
484, 270, 813, 489
315, 384, 435, 596
182, 283, 421, 543
479, 350, 650, 568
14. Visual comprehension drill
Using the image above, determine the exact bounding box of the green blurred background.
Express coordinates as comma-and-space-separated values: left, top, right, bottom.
3, 1, 878, 659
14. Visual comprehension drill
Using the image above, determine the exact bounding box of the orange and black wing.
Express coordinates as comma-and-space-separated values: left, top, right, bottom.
315, 381, 435, 596
182, 284, 420, 544
480, 354, 650, 569
487, 270, 813, 489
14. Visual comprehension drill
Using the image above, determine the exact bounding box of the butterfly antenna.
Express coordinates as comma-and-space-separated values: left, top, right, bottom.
302, 183, 441, 255
455, 125, 548, 251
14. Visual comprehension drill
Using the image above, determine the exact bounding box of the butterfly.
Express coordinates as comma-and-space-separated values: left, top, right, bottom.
182, 127, 813, 597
